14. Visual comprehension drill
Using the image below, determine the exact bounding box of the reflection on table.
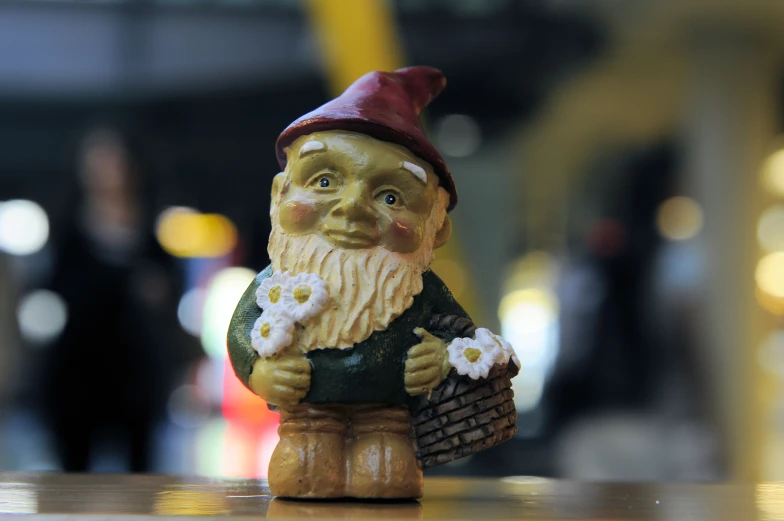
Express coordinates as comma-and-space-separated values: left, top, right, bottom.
0, 473, 776, 520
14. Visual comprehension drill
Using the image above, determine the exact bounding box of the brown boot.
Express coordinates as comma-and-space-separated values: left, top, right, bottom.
345, 405, 423, 499
268, 404, 348, 498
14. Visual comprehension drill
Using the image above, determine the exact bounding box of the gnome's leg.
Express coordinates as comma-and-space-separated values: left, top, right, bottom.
346, 404, 423, 499
268, 404, 348, 498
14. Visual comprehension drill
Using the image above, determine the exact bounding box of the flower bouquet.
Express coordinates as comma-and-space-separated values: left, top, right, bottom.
250, 271, 329, 357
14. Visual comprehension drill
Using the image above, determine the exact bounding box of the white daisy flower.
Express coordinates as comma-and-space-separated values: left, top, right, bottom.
281, 272, 328, 323
473, 328, 503, 360
256, 270, 290, 310
447, 337, 496, 380
474, 327, 520, 367
493, 333, 521, 368
250, 308, 294, 358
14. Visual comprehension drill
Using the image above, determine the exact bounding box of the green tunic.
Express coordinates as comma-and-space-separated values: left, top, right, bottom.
227, 266, 471, 406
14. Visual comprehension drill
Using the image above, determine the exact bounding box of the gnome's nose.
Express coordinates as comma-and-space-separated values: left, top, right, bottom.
330, 188, 376, 223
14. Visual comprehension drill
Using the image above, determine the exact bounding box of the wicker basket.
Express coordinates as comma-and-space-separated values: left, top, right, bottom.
411, 315, 519, 468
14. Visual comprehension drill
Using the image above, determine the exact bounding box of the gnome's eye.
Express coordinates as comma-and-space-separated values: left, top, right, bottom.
309, 173, 338, 190
377, 189, 403, 208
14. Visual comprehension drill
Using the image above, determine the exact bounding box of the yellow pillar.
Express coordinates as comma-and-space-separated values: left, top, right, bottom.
306, 0, 403, 93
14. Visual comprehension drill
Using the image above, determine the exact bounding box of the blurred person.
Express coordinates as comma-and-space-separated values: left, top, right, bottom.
41, 126, 191, 472
546, 145, 722, 480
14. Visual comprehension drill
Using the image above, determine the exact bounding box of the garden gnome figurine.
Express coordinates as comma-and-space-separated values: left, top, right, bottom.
228, 66, 519, 499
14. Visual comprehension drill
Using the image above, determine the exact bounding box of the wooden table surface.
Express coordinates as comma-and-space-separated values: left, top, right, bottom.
0, 473, 779, 520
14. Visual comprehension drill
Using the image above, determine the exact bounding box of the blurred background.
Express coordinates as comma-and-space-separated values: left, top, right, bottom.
2, 0, 784, 486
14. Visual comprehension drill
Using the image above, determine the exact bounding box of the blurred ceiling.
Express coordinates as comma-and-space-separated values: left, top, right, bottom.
0, 0, 599, 102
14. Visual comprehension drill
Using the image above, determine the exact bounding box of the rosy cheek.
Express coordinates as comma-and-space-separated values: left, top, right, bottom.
280, 200, 319, 232
388, 219, 423, 253
292, 201, 315, 223
391, 220, 413, 239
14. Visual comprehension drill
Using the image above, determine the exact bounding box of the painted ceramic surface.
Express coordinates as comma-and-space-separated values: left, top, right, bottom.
227, 67, 518, 500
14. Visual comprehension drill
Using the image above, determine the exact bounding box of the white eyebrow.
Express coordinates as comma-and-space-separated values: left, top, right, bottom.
401, 161, 427, 184
299, 140, 326, 157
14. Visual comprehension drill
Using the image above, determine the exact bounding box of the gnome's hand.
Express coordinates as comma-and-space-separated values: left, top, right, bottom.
405, 328, 451, 397
249, 354, 311, 407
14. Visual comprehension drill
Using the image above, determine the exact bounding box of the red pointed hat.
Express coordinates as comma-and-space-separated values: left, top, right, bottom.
276, 66, 457, 211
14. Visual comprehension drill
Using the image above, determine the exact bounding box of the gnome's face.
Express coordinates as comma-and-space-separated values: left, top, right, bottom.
274, 130, 451, 254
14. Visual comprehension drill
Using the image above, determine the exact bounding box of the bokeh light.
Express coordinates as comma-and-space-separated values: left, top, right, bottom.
758, 205, 784, 253
499, 288, 559, 325
156, 207, 238, 258
499, 252, 560, 413
756, 252, 784, 300
435, 114, 482, 158
503, 251, 560, 294
195, 417, 228, 477
194, 416, 278, 479
155, 206, 197, 230
221, 358, 278, 427
756, 286, 784, 316
500, 288, 560, 412
0, 200, 49, 256
656, 196, 703, 241
195, 357, 225, 408
177, 288, 207, 337
762, 149, 784, 197
16, 290, 67, 345
200, 267, 256, 359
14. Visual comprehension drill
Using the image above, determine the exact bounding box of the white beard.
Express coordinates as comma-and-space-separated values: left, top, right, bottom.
268, 188, 449, 351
